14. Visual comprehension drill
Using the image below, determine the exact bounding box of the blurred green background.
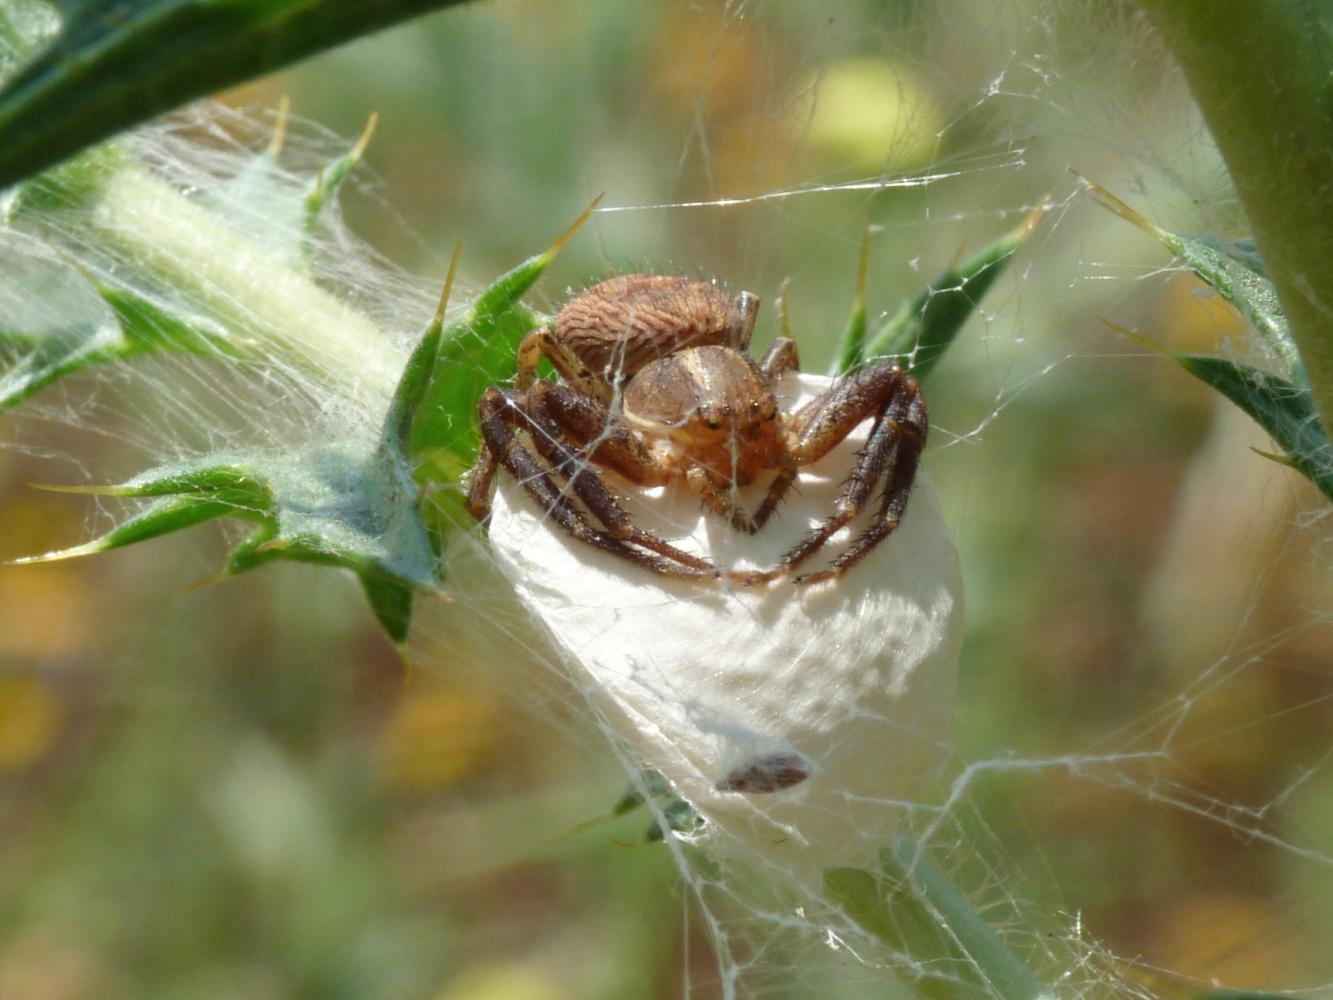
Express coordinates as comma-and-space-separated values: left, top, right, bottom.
0, 1, 1329, 998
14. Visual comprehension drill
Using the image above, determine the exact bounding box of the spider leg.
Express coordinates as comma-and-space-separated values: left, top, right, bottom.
758, 336, 799, 380
464, 443, 499, 523
685, 465, 760, 533
516, 327, 609, 403
475, 388, 716, 580
751, 459, 799, 530
524, 384, 714, 572
732, 363, 926, 585
795, 390, 923, 585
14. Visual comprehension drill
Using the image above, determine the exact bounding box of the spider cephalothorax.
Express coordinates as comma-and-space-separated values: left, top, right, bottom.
465, 274, 926, 585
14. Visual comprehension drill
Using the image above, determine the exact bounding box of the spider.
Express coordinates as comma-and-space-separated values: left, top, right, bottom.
465, 274, 926, 586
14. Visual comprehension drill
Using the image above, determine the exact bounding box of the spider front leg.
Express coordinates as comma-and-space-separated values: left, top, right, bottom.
515, 327, 608, 403
469, 386, 716, 580
523, 383, 717, 573
734, 362, 926, 586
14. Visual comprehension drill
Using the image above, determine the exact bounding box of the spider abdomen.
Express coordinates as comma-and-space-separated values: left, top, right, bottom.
556, 275, 752, 382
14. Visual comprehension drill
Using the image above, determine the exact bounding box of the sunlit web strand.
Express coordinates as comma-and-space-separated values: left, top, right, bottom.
596, 170, 970, 214
596, 147, 1028, 213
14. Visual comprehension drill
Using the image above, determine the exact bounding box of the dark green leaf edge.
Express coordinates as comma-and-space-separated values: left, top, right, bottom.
844, 201, 1046, 380
1174, 353, 1333, 501
1110, 322, 1333, 501
1, 284, 247, 413
0, 0, 472, 191
1079, 174, 1300, 377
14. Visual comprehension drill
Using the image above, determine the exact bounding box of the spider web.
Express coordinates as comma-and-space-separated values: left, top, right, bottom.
0, 2, 1329, 998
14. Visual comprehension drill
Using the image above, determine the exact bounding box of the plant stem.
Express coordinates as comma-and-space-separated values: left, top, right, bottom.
91, 164, 402, 404
885, 835, 1054, 1000
1135, 0, 1333, 444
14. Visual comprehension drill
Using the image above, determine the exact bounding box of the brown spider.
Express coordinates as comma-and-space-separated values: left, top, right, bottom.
465, 274, 926, 586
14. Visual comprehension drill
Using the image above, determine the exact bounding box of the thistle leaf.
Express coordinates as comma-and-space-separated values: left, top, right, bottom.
11, 494, 245, 564
410, 196, 602, 470
855, 202, 1045, 379
302, 113, 377, 266
0, 285, 240, 412
0, 0, 471, 190
5, 227, 598, 643
833, 226, 872, 374
1173, 353, 1332, 501
1080, 177, 1298, 374
12, 440, 436, 643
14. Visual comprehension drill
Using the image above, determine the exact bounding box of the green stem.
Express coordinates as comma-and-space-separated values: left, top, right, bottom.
1135, 0, 1333, 444
90, 165, 402, 403
827, 838, 1055, 999
885, 836, 1054, 1000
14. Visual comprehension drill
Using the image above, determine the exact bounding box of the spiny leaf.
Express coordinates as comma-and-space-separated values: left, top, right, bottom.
11, 494, 244, 564
1174, 353, 1332, 501
855, 202, 1046, 379
383, 241, 460, 458
834, 226, 873, 374
225, 521, 429, 644
1, 285, 240, 412
410, 195, 602, 470
0, 0, 472, 191
15, 439, 437, 643
302, 112, 377, 266
34, 463, 272, 508
1, 319, 112, 410
1080, 176, 1298, 375
101, 288, 240, 356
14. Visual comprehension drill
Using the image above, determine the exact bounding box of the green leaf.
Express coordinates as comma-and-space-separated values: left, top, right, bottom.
1173, 353, 1333, 501
823, 866, 966, 1000
1081, 177, 1299, 374
384, 243, 459, 460
302, 112, 377, 268
833, 227, 872, 374
101, 287, 240, 356
853, 203, 1045, 379
879, 836, 1050, 1000
199, 101, 377, 272
15, 436, 437, 643
5, 221, 597, 642
10, 493, 245, 564
1, 284, 240, 412
643, 798, 701, 842
410, 196, 602, 475
0, 0, 472, 191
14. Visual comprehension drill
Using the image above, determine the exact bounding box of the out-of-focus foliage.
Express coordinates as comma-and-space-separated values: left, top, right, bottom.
0, 2, 1328, 998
